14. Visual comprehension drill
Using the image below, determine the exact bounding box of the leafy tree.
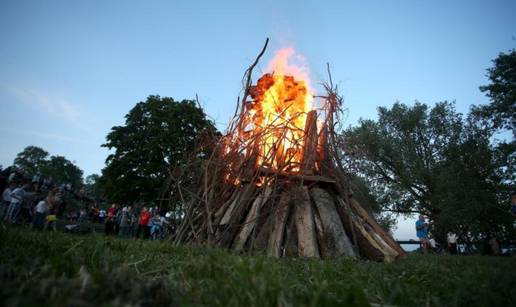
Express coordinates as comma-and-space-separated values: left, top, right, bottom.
83, 174, 103, 203
12, 146, 84, 188
343, 101, 514, 241
40, 155, 84, 188
473, 49, 516, 132
13, 146, 49, 175
100, 95, 217, 206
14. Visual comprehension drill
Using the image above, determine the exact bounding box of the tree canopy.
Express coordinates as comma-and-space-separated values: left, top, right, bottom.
99, 95, 217, 205
474, 49, 516, 132
13, 146, 84, 188
343, 101, 514, 241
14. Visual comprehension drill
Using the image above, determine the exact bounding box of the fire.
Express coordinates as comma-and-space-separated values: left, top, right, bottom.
240, 48, 316, 172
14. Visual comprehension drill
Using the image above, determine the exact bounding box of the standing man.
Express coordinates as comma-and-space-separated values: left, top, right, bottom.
415, 215, 429, 253
6, 183, 29, 224
1, 182, 15, 221
447, 233, 458, 254
136, 206, 151, 239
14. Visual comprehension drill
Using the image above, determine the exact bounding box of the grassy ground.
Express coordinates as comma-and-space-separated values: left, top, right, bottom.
1, 226, 515, 307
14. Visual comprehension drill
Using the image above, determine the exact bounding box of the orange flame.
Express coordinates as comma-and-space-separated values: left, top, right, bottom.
241, 47, 315, 172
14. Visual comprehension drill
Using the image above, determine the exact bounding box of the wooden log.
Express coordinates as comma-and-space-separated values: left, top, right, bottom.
316, 124, 328, 174
352, 219, 385, 261
257, 166, 336, 183
313, 206, 325, 255
294, 186, 320, 258
301, 110, 318, 175
310, 188, 356, 258
370, 229, 399, 262
217, 184, 257, 248
349, 198, 407, 259
334, 197, 359, 255
216, 186, 243, 226
233, 186, 272, 251
267, 188, 293, 258
252, 212, 274, 252
283, 212, 298, 257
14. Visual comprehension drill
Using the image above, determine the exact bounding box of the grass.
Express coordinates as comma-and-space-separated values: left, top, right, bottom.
1, 226, 515, 307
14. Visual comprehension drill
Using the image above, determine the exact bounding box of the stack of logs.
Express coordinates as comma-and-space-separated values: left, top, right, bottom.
175, 107, 405, 262
172, 39, 405, 261
211, 173, 405, 262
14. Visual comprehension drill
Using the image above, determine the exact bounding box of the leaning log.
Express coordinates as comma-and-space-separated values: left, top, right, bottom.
310, 187, 356, 258
267, 188, 293, 257
352, 219, 385, 261
217, 184, 256, 247
294, 186, 320, 258
349, 198, 406, 259
234, 186, 272, 251
300, 110, 319, 175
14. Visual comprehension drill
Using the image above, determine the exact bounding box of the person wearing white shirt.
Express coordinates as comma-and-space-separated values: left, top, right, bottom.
1, 182, 15, 220
447, 233, 458, 254
6, 183, 29, 223
33, 198, 50, 230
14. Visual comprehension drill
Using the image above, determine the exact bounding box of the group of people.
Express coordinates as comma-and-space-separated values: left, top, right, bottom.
1, 180, 62, 231
415, 194, 516, 255
87, 203, 173, 240
415, 215, 459, 254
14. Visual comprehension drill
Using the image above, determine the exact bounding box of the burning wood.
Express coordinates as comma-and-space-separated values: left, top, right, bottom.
172, 39, 406, 262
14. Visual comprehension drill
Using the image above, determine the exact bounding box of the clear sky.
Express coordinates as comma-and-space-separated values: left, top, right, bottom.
1, 0, 514, 239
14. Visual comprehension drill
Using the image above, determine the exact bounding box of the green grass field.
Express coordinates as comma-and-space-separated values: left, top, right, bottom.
1, 227, 515, 307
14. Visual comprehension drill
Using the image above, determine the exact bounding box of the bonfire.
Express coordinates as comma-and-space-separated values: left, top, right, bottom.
172, 39, 405, 262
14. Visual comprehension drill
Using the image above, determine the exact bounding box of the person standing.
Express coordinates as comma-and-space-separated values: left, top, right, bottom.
33, 196, 51, 230
6, 183, 29, 224
119, 206, 131, 236
415, 215, 429, 253
447, 233, 458, 254
1, 182, 15, 221
136, 207, 151, 239
105, 204, 117, 235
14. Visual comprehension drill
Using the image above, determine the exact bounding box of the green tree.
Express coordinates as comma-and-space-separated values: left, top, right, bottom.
100, 95, 217, 205
83, 174, 103, 202
343, 101, 513, 241
13, 146, 49, 175
40, 155, 84, 188
12, 146, 84, 189
474, 49, 516, 132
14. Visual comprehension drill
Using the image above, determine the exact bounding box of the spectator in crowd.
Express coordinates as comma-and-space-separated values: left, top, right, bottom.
487, 236, 500, 256
447, 233, 458, 254
1, 182, 15, 220
114, 205, 122, 235
78, 208, 87, 223
19, 187, 34, 224
511, 192, 516, 218
415, 215, 429, 253
99, 208, 106, 223
136, 206, 151, 239
33, 195, 51, 230
6, 182, 29, 224
119, 206, 132, 237
151, 211, 165, 240
90, 204, 100, 222
105, 204, 117, 235
45, 199, 58, 232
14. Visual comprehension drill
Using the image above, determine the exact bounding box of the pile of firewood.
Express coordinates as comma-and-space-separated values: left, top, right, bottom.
171, 39, 405, 262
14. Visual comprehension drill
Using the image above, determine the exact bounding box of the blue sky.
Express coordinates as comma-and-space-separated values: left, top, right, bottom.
1, 0, 514, 239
